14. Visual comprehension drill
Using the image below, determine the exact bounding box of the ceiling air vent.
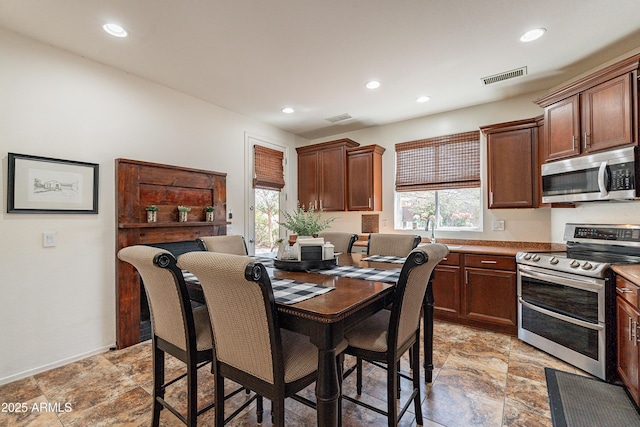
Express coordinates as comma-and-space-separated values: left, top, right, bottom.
325, 113, 352, 123
481, 66, 527, 85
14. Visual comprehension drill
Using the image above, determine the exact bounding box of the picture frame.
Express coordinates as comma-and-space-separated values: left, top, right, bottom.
7, 153, 99, 214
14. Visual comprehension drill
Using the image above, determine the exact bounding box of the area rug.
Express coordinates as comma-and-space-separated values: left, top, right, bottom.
545, 368, 640, 427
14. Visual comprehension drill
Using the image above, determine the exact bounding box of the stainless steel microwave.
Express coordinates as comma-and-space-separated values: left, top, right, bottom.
541, 146, 638, 203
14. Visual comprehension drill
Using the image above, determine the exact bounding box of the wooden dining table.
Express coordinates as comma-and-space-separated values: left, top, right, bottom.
186, 252, 435, 427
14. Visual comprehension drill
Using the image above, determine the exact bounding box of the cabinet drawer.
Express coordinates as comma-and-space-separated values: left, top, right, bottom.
616, 275, 640, 309
464, 254, 515, 270
439, 252, 460, 266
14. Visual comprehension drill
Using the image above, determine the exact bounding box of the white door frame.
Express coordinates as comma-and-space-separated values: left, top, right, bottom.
244, 133, 289, 255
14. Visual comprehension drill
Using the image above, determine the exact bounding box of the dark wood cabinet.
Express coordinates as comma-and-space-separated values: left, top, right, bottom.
297, 139, 359, 211
616, 275, 640, 406
482, 117, 542, 208
347, 145, 385, 211
536, 53, 639, 162
432, 252, 517, 334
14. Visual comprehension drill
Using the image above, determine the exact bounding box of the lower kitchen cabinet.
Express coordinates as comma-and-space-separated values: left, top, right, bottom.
616, 275, 640, 406
432, 252, 517, 334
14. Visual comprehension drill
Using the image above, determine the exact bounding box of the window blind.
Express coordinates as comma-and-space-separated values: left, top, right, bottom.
253, 145, 285, 190
395, 130, 480, 192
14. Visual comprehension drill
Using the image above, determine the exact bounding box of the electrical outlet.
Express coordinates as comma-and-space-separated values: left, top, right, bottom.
43, 231, 57, 247
492, 220, 505, 231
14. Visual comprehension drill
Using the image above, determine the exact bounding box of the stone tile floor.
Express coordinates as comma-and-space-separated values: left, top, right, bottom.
0, 320, 586, 426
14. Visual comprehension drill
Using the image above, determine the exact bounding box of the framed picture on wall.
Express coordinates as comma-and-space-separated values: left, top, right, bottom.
7, 153, 99, 214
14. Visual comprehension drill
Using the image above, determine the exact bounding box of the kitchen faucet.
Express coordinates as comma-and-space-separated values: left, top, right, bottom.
425, 218, 436, 244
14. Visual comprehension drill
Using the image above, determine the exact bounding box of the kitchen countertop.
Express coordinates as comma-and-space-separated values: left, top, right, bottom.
352, 234, 565, 257
612, 265, 640, 285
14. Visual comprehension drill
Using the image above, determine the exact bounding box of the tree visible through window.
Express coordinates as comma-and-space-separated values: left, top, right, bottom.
254, 189, 280, 253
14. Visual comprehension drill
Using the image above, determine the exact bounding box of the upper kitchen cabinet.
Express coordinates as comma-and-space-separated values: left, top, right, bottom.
481, 116, 542, 208
535, 53, 640, 162
347, 145, 385, 211
296, 138, 359, 211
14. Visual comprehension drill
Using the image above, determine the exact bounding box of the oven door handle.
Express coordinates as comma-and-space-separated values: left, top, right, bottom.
518, 265, 604, 292
519, 298, 604, 331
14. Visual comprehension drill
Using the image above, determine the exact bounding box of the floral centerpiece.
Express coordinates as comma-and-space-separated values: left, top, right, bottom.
279, 204, 336, 237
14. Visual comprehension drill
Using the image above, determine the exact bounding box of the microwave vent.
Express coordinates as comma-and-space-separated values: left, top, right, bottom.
481, 67, 527, 85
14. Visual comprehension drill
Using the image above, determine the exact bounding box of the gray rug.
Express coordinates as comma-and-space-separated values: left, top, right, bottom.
545, 368, 640, 427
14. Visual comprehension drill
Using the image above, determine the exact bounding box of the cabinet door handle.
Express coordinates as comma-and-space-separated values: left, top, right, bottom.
617, 287, 633, 293
480, 260, 497, 264
489, 191, 493, 206
583, 132, 588, 149
633, 320, 638, 346
572, 135, 576, 151
465, 270, 469, 284
319, 199, 323, 210
368, 197, 372, 209
630, 316, 633, 342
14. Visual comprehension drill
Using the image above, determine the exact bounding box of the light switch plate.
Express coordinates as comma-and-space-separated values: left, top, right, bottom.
43, 231, 57, 247
492, 220, 505, 231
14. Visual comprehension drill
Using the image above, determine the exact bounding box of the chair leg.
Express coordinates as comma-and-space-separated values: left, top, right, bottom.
214, 368, 225, 427
256, 395, 263, 424
387, 359, 398, 427
152, 344, 164, 427
356, 357, 363, 395
272, 399, 285, 427
412, 336, 424, 425
186, 358, 198, 427
396, 360, 401, 399
338, 354, 344, 427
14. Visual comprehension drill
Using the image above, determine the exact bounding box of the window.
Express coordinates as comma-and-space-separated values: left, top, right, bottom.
394, 131, 482, 231
252, 143, 285, 253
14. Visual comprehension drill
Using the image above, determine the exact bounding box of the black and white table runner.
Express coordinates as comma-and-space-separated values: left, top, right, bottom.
361, 255, 407, 264
311, 265, 401, 284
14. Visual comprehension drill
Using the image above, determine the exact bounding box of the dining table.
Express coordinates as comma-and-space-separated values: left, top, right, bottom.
185, 252, 436, 427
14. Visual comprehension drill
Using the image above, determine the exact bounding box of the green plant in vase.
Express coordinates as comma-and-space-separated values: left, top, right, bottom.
204, 206, 215, 222
177, 205, 191, 222
279, 204, 336, 237
145, 205, 159, 223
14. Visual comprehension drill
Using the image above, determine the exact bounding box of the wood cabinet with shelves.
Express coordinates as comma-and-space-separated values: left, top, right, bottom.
432, 252, 517, 334
616, 275, 640, 406
347, 144, 385, 211
297, 138, 359, 211
535, 53, 640, 162
481, 117, 542, 208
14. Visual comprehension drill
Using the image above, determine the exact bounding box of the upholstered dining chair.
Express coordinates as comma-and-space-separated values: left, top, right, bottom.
367, 233, 421, 257
197, 235, 248, 255
318, 231, 358, 254
117, 245, 216, 427
177, 251, 346, 427
342, 244, 449, 427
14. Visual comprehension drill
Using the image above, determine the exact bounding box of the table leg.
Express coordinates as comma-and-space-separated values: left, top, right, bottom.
316, 346, 339, 427
423, 279, 434, 383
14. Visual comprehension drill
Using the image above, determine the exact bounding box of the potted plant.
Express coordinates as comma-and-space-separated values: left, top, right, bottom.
177, 205, 191, 222
145, 205, 159, 223
204, 206, 215, 222
279, 204, 336, 238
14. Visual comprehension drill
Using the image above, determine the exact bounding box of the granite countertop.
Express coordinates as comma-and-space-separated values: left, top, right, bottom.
353, 234, 564, 257
612, 265, 640, 285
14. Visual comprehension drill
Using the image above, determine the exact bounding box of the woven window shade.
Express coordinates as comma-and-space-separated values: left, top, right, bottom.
395, 130, 480, 192
253, 145, 285, 190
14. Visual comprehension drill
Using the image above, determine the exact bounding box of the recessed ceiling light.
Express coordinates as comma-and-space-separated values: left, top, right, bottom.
281, 107, 294, 114
103, 23, 128, 38
365, 80, 381, 89
416, 96, 431, 103
520, 28, 546, 42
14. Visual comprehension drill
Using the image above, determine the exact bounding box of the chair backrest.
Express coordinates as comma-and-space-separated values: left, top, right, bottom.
367, 233, 421, 257
390, 244, 449, 350
318, 232, 358, 253
118, 245, 196, 352
177, 252, 282, 385
197, 235, 248, 255
147, 240, 204, 257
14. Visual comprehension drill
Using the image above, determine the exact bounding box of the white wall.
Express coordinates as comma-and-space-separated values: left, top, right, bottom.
308, 93, 554, 243
0, 29, 302, 384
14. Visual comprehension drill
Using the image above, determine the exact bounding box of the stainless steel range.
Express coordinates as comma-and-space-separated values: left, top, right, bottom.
516, 223, 640, 381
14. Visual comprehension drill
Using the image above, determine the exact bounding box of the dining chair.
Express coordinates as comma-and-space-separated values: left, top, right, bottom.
177, 251, 347, 427
318, 231, 358, 253
117, 245, 217, 427
196, 235, 248, 255
342, 244, 449, 427
367, 233, 421, 257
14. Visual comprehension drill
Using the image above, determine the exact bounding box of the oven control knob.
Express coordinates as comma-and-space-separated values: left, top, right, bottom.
531, 254, 540, 262
569, 260, 580, 268
523, 253, 532, 260
549, 256, 559, 265
581, 262, 593, 270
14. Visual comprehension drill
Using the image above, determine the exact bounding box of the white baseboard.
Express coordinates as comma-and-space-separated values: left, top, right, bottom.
0, 344, 116, 386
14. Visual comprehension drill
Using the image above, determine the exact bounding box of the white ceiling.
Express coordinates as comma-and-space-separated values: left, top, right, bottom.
2, 0, 640, 140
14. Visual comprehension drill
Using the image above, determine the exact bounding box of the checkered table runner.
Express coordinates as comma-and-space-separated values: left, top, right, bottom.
361, 255, 407, 264
181, 270, 333, 304
312, 265, 401, 284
